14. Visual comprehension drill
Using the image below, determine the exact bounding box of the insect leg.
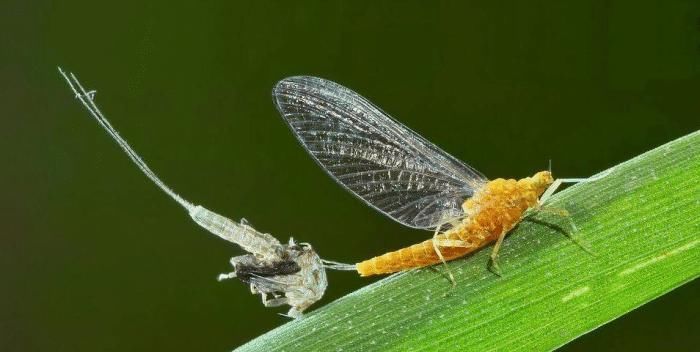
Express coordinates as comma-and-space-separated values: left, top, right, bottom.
284, 308, 304, 320
216, 257, 241, 281
531, 207, 596, 255
488, 230, 508, 276
558, 216, 596, 255
217, 271, 237, 281
540, 170, 611, 205
262, 294, 289, 308
538, 179, 564, 205
535, 172, 607, 243
541, 177, 600, 205
431, 227, 457, 287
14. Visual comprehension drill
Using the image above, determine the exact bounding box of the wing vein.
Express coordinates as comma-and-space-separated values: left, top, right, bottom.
273, 76, 487, 229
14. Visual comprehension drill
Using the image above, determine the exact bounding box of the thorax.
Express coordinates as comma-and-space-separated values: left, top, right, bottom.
455, 177, 542, 236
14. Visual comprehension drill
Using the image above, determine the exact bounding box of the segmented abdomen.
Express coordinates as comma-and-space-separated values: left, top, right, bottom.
355, 227, 490, 276
356, 177, 540, 276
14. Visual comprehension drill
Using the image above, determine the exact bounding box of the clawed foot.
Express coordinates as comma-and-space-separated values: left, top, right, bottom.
487, 256, 503, 277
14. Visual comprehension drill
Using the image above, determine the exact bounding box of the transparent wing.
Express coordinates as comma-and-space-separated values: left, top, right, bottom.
273, 76, 488, 229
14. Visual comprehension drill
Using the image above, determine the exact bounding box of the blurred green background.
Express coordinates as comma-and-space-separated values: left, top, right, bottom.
2, 1, 698, 351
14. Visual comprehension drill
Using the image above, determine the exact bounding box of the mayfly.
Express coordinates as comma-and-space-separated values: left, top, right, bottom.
58, 68, 330, 318
273, 76, 606, 283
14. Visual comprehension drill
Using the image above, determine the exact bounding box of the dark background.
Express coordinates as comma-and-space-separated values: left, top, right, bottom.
2, 1, 698, 351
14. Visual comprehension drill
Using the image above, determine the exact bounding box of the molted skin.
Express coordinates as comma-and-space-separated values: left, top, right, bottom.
230, 241, 328, 318
356, 171, 554, 276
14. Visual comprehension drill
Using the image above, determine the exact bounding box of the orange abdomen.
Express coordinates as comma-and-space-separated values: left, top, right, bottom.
356, 174, 546, 276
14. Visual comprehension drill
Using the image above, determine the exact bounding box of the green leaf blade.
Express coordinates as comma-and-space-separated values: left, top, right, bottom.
236, 131, 700, 352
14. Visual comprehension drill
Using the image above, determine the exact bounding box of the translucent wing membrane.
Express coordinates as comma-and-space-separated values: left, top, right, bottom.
273, 76, 488, 229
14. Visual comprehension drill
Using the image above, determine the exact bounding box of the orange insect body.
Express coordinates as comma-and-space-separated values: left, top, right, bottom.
356, 171, 554, 276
